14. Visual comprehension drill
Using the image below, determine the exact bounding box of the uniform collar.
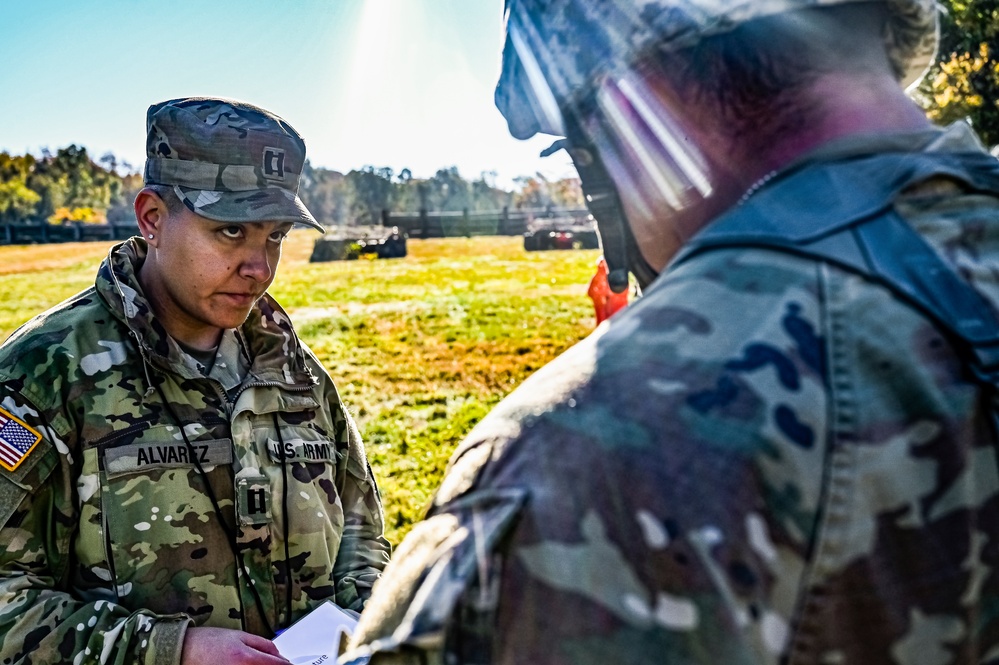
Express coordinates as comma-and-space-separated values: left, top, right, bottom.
734, 123, 989, 209
789, 122, 988, 170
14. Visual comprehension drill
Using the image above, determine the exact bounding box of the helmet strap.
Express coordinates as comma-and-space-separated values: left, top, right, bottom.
557, 113, 659, 292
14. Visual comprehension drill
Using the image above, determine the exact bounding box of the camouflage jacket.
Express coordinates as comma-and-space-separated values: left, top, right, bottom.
0, 238, 390, 665
345, 123, 999, 665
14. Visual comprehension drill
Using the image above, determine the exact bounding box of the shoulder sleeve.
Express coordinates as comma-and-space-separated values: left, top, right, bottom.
0, 385, 62, 525
329, 393, 392, 612
0, 384, 190, 665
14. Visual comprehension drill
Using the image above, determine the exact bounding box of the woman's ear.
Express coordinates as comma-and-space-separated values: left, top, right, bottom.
133, 188, 167, 247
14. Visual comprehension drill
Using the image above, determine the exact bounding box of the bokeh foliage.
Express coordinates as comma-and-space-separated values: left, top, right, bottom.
920, 0, 999, 145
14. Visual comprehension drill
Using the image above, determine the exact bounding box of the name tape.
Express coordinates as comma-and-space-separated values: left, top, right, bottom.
104, 439, 233, 477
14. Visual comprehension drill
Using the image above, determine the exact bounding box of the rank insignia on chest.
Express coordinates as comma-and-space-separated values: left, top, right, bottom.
0, 407, 41, 472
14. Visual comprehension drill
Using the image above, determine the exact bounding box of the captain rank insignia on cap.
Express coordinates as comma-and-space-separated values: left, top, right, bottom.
263, 147, 286, 180
0, 407, 41, 472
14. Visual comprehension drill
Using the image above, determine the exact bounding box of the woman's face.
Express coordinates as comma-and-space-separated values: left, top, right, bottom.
142, 205, 293, 349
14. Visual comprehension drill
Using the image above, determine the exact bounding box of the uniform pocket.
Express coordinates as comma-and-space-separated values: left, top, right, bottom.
255, 422, 345, 611
261, 425, 344, 535
93, 428, 236, 608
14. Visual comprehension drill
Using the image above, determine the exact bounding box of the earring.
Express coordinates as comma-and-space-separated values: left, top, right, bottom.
147, 234, 154, 239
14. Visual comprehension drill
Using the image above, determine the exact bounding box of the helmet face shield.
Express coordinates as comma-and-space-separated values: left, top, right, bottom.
496, 4, 566, 140
569, 63, 753, 278
590, 71, 715, 230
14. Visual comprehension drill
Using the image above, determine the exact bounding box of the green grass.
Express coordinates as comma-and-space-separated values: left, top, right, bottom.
0, 232, 600, 544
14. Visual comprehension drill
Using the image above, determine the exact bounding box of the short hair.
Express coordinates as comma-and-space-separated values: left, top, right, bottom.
656, 3, 893, 147
144, 184, 188, 216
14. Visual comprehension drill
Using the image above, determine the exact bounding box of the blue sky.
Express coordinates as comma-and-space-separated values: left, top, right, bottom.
0, 0, 574, 188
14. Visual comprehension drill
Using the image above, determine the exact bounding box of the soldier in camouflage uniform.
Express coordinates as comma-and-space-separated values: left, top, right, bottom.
344, 2, 999, 664
0, 98, 390, 665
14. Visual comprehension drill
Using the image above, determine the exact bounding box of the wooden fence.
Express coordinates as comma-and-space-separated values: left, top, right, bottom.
0, 222, 138, 246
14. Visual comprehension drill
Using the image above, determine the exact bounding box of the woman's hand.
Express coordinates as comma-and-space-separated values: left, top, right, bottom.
181, 626, 291, 665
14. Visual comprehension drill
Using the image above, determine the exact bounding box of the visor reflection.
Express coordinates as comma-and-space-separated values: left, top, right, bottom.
594, 73, 713, 217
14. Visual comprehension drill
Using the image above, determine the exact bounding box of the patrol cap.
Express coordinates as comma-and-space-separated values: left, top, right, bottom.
496, 0, 939, 140
143, 97, 324, 232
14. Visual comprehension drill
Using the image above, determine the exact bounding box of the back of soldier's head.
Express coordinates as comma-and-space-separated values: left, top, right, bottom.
660, 4, 896, 143
494, 0, 938, 289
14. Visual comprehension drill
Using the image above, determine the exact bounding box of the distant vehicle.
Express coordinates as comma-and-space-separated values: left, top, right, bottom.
310, 225, 408, 262
523, 215, 600, 251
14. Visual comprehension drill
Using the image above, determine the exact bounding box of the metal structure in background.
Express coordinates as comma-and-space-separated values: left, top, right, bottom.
381, 206, 591, 239
309, 226, 408, 263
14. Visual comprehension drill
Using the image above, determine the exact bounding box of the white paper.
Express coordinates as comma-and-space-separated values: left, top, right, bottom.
273, 601, 359, 665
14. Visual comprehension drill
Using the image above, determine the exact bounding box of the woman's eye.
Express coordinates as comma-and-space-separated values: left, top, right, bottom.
269, 231, 288, 243
221, 226, 242, 239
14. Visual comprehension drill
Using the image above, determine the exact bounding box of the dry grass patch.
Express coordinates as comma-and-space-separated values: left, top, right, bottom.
0, 242, 113, 276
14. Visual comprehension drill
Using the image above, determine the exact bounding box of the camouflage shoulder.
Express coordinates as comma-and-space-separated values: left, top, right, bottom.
0, 288, 101, 515
0, 286, 102, 353
345, 487, 528, 663
0, 286, 124, 408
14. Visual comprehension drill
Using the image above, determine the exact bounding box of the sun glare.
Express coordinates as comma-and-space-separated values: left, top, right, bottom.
342, 0, 403, 129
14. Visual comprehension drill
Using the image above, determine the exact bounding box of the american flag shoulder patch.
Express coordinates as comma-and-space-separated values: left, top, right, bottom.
0, 407, 41, 472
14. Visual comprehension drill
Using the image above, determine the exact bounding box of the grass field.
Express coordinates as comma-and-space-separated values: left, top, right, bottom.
0, 231, 600, 544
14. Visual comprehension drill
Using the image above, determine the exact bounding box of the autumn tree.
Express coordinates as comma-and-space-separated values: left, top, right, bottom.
346, 166, 397, 225
300, 160, 352, 226
390, 168, 424, 212
24, 145, 120, 223
513, 173, 585, 209
0, 153, 42, 222
471, 171, 514, 211
919, 0, 999, 145
106, 173, 144, 224
0, 179, 42, 223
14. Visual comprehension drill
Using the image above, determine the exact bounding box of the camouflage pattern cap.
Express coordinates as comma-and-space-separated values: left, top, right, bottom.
143, 97, 324, 231
496, 0, 939, 139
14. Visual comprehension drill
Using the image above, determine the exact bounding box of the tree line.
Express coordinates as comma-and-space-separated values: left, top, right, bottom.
298, 164, 584, 227
0, 146, 143, 226
0, 146, 585, 228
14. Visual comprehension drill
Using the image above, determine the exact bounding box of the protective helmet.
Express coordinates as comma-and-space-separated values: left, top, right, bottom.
496, 0, 939, 290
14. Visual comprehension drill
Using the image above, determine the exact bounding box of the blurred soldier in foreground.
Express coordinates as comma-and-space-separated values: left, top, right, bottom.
0, 98, 390, 664
346, 1, 999, 663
